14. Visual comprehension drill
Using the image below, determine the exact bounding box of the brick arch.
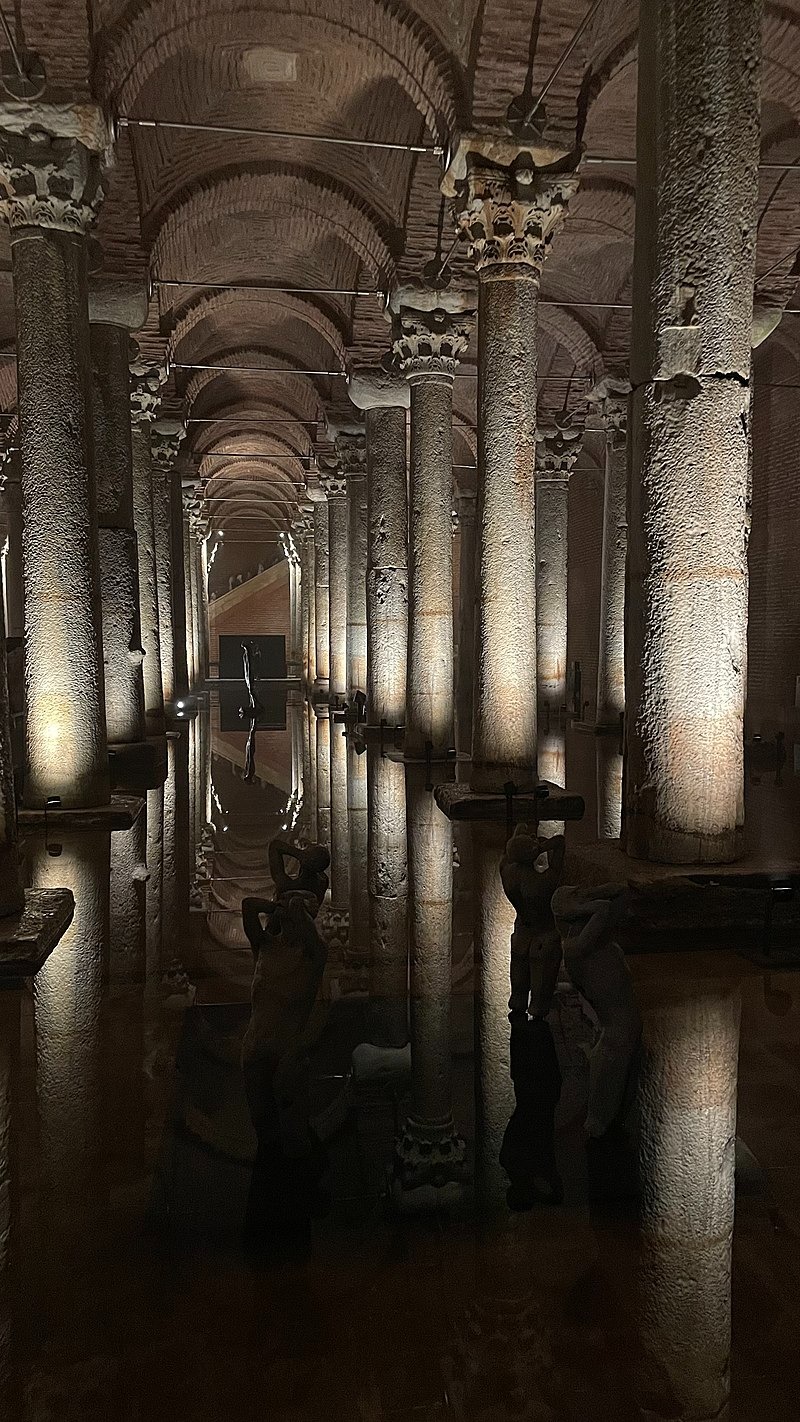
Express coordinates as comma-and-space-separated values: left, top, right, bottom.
152, 167, 395, 289
95, 0, 460, 140
170, 288, 348, 375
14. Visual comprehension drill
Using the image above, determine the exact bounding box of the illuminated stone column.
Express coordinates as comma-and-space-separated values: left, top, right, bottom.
349, 368, 409, 728
129, 356, 167, 736
455, 490, 477, 756
367, 747, 408, 1046
596, 735, 624, 840
472, 822, 516, 1212
302, 699, 317, 839
0, 106, 112, 808
150, 420, 185, 707
311, 496, 329, 694
625, 0, 761, 863
394, 766, 464, 1200
182, 493, 201, 691
589, 378, 630, 730
637, 972, 741, 1420
297, 510, 316, 688
392, 287, 474, 757
89, 283, 149, 748
0, 447, 23, 641
195, 521, 210, 686
287, 518, 305, 679
535, 419, 581, 719
444, 133, 579, 790
319, 461, 349, 706
336, 430, 368, 698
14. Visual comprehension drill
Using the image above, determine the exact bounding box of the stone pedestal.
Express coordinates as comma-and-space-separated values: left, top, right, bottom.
349, 369, 409, 728
392, 288, 474, 757
625, 0, 761, 863
0, 107, 113, 808
130, 356, 167, 736
444, 132, 579, 792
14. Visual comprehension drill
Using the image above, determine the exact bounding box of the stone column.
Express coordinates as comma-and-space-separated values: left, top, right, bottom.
394, 765, 464, 1203
320, 464, 348, 705
347, 737, 369, 966
150, 421, 185, 707
339, 431, 368, 699
625, 0, 761, 863
444, 133, 579, 791
455, 490, 477, 756
589, 378, 630, 730
182, 493, 198, 691
130, 356, 167, 736
0, 105, 113, 809
286, 522, 304, 679
315, 707, 331, 851
89, 281, 149, 748
391, 287, 474, 757
535, 420, 581, 720
296, 510, 316, 688
328, 717, 350, 915
349, 368, 409, 728
0, 448, 23, 642
311, 496, 329, 695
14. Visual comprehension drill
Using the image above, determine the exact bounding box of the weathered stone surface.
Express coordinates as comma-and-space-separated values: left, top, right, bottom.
365, 403, 408, 727
0, 887, 74, 976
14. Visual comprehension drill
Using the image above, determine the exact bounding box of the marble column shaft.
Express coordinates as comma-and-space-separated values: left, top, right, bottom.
323, 467, 349, 705
130, 359, 167, 735
346, 459, 368, 698
444, 137, 579, 791
594, 388, 629, 729
535, 424, 581, 718
455, 491, 477, 756
625, 0, 761, 862
1, 115, 111, 807
151, 421, 185, 706
90, 318, 146, 746
365, 404, 408, 726
393, 295, 473, 756
312, 499, 330, 692
367, 747, 408, 1046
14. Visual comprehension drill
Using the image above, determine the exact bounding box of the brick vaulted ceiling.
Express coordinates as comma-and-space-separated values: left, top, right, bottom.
5, 0, 800, 547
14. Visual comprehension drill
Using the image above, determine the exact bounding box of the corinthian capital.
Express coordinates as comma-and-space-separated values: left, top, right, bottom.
332, 428, 366, 476
390, 282, 475, 381
442, 131, 580, 276
535, 416, 584, 481
588, 374, 630, 443
0, 102, 113, 234
130, 354, 168, 425
316, 455, 347, 499
151, 419, 186, 474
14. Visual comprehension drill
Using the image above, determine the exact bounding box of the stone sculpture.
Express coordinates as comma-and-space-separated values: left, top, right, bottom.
500, 822, 565, 1019
551, 884, 642, 1139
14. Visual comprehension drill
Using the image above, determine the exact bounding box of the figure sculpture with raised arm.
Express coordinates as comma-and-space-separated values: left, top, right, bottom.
500, 823, 565, 1021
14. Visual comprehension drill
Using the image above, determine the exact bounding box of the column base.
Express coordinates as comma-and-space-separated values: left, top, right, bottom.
0, 887, 75, 977
392, 1114, 467, 1208
317, 904, 350, 953
434, 780, 585, 825
17, 794, 145, 833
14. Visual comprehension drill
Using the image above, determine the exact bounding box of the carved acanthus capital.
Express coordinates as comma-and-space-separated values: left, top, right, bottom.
333, 428, 366, 477
443, 133, 580, 276
392, 305, 474, 380
291, 508, 315, 543
151, 419, 186, 475
130, 356, 168, 425
588, 375, 630, 444
0, 105, 113, 234
316, 456, 347, 499
535, 418, 584, 481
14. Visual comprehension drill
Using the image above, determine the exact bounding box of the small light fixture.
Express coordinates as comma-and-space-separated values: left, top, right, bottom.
176, 700, 185, 709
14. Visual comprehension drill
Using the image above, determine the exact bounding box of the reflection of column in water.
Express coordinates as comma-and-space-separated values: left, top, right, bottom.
110, 816, 147, 983
288, 691, 303, 807
596, 736, 623, 840
145, 784, 164, 980
394, 768, 464, 1198
30, 829, 111, 1254
472, 822, 516, 1214
637, 975, 741, 1420
537, 725, 566, 838
107, 817, 148, 1212
329, 721, 350, 910
315, 709, 331, 854
347, 737, 369, 964
367, 747, 408, 1046
302, 699, 317, 841
162, 728, 190, 970
0, 990, 21, 1415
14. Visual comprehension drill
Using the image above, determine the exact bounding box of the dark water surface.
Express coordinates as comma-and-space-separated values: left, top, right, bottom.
2, 698, 798, 1420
